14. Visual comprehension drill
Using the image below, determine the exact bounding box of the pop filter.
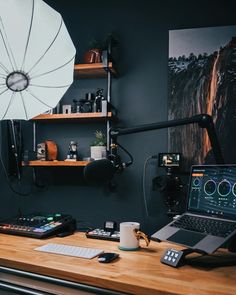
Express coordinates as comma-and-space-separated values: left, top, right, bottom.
83, 159, 116, 184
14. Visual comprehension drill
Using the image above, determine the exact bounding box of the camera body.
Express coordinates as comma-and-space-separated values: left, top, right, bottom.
78, 99, 93, 113
72, 98, 93, 113
72, 89, 105, 114
153, 153, 185, 216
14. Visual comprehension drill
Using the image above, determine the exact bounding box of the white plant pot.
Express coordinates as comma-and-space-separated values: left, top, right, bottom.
90, 146, 106, 160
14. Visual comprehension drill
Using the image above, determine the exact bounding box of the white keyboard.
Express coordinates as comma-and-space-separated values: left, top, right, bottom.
35, 243, 104, 259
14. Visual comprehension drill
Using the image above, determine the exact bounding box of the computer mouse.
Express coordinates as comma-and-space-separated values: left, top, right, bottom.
97, 252, 119, 263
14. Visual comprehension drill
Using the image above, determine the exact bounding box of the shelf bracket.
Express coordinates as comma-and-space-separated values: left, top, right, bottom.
102, 43, 113, 151
102, 50, 109, 71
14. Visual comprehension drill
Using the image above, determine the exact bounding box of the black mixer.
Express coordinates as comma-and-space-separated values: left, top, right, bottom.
0, 213, 76, 239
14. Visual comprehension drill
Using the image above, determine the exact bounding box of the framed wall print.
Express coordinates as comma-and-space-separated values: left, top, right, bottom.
168, 25, 236, 169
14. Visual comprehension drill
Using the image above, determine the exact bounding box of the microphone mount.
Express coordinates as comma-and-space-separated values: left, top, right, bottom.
109, 114, 224, 165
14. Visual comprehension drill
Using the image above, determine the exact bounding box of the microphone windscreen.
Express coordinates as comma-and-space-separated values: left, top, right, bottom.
83, 159, 116, 184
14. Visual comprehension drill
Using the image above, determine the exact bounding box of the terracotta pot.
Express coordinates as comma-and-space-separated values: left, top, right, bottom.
84, 49, 102, 63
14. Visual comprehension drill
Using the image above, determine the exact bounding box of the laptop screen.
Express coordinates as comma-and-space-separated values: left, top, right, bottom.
187, 165, 236, 220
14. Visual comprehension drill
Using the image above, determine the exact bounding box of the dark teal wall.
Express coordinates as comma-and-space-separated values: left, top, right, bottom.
0, 0, 235, 234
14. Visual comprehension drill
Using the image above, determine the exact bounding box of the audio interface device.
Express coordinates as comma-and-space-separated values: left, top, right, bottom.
0, 213, 76, 239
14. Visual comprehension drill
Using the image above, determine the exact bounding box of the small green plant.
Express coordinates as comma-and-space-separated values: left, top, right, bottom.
91, 130, 106, 146
88, 38, 106, 50
88, 34, 119, 50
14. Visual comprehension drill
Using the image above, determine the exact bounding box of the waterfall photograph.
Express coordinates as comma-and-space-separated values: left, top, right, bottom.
168, 25, 236, 170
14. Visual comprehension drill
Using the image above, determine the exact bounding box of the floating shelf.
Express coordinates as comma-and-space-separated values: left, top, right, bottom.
22, 161, 90, 167
74, 62, 117, 78
32, 112, 114, 121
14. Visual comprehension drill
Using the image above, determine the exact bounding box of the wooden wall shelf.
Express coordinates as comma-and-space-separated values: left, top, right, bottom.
32, 112, 114, 121
22, 161, 89, 167
28, 61, 117, 170
74, 62, 117, 78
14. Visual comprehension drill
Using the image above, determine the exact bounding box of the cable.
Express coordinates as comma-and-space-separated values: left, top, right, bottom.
0, 121, 32, 196
184, 252, 236, 268
0, 152, 32, 196
116, 142, 133, 167
142, 155, 158, 217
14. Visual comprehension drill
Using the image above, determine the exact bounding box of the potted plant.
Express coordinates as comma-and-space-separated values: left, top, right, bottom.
83, 39, 105, 63
90, 130, 107, 160
83, 34, 119, 64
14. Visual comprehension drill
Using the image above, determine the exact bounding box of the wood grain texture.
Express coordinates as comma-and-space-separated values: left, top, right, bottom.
74, 62, 117, 78
32, 112, 113, 121
22, 160, 89, 167
0, 232, 235, 295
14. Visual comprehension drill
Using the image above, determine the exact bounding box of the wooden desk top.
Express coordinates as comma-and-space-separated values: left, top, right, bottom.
0, 232, 235, 295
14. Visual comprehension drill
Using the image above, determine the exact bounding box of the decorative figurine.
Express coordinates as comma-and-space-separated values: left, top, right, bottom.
94, 88, 104, 112
66, 141, 78, 161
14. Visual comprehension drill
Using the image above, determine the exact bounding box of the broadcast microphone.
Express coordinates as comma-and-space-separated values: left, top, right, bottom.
83, 156, 132, 184
83, 159, 116, 184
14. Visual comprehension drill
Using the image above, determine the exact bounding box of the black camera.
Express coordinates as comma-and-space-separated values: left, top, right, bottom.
72, 98, 93, 113
153, 173, 184, 216
78, 99, 93, 113
153, 152, 185, 216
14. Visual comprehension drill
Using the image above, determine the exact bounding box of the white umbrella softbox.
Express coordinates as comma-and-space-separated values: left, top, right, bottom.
0, 0, 76, 120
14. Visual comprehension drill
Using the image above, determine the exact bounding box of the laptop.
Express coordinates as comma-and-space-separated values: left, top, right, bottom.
151, 165, 236, 254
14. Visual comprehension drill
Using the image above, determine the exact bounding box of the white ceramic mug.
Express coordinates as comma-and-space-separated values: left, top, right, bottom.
119, 222, 149, 251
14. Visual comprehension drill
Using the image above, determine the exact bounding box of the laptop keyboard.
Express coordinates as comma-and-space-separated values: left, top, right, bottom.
171, 215, 236, 237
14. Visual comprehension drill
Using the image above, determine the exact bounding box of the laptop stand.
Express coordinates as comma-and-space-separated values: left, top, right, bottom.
161, 248, 207, 268
228, 234, 236, 252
